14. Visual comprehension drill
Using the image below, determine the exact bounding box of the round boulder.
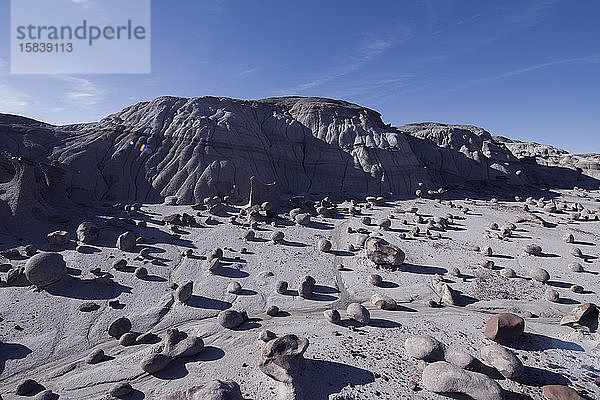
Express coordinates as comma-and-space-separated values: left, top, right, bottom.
530, 267, 550, 283
76, 222, 100, 244
346, 303, 370, 325
24, 252, 67, 288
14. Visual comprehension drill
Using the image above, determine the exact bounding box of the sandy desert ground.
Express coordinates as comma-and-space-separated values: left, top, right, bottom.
1, 186, 599, 400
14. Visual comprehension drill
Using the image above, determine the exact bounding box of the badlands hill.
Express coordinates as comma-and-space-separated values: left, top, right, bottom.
0, 96, 599, 226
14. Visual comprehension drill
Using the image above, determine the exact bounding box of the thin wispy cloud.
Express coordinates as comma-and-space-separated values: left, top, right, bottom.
279, 23, 412, 95
237, 67, 259, 77
0, 83, 31, 111
59, 76, 108, 108
444, 54, 600, 93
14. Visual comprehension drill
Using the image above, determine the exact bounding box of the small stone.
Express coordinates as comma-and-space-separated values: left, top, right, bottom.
422, 361, 503, 400
116, 231, 137, 251
217, 309, 247, 329
377, 218, 391, 229
480, 344, 523, 379
16, 379, 39, 395
542, 385, 585, 400
275, 280, 288, 294
530, 267, 550, 283
110, 382, 133, 399
76, 222, 100, 244
24, 244, 37, 256
266, 305, 279, 316
501, 268, 516, 278
34, 390, 56, 400
563, 233, 575, 243
481, 246, 492, 256
227, 281, 242, 294
25, 252, 67, 288
323, 309, 341, 324
134, 267, 148, 279
447, 267, 460, 277
86, 348, 105, 364
560, 303, 598, 327
571, 247, 583, 258
108, 317, 132, 339
524, 244, 542, 255
175, 281, 193, 303
208, 247, 223, 260
444, 350, 476, 370
484, 313, 524, 342
370, 293, 397, 310
298, 275, 316, 299
258, 329, 277, 342
317, 239, 332, 252
119, 332, 138, 346
368, 274, 383, 286
295, 213, 311, 226
79, 302, 99, 312
46, 230, 70, 246
271, 231, 285, 243
346, 303, 370, 325
570, 285, 584, 293
404, 335, 445, 361
112, 259, 128, 271
569, 262, 584, 272
479, 259, 494, 269
242, 230, 255, 241
108, 299, 121, 308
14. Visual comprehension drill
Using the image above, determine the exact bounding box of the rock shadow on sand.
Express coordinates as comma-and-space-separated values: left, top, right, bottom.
0, 342, 32, 374
294, 358, 375, 399
45, 276, 132, 300
504, 332, 584, 352
152, 345, 225, 380
187, 295, 232, 310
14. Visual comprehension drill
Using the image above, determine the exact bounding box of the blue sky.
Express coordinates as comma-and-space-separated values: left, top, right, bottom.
1, 0, 599, 153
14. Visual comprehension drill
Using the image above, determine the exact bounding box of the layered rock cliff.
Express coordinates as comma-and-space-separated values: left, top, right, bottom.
0, 96, 598, 224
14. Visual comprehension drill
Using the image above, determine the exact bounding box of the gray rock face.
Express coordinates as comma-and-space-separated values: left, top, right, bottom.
24, 252, 67, 288
365, 237, 405, 266
480, 344, 523, 379
0, 98, 598, 216
76, 222, 100, 244
259, 334, 309, 384
162, 380, 244, 400
422, 361, 504, 400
